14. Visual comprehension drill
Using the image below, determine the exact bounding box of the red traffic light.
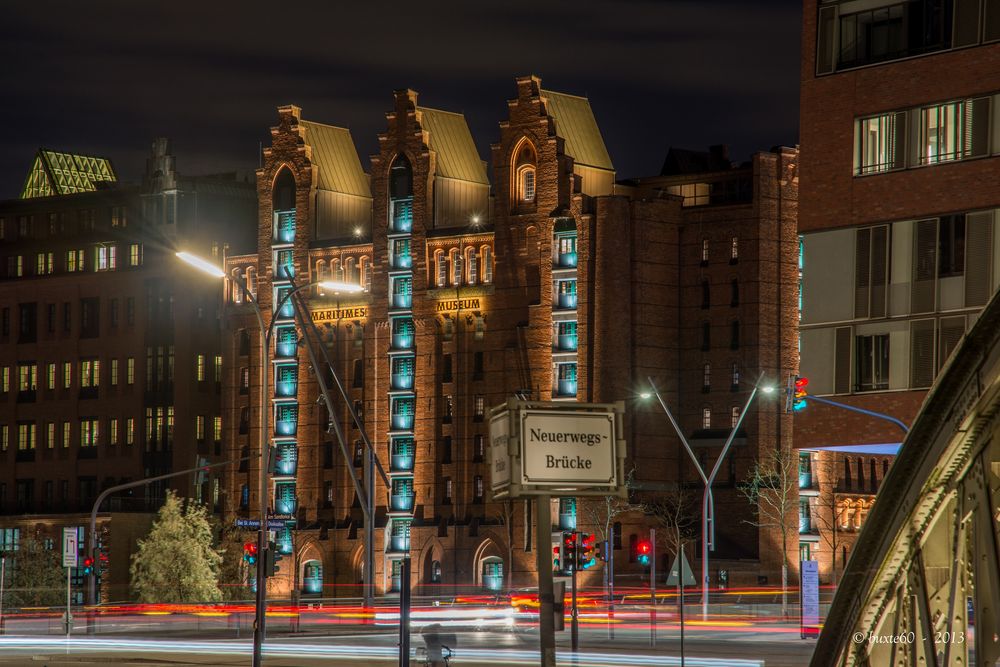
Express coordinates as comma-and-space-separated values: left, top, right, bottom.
637, 541, 651, 555
794, 376, 809, 389
83, 556, 94, 567
244, 542, 258, 555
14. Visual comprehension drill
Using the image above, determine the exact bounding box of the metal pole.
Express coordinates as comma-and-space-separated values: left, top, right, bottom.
66, 566, 71, 638
649, 528, 656, 647
0, 555, 5, 635
571, 532, 578, 653
252, 290, 270, 667
678, 540, 685, 667
535, 495, 556, 667
399, 556, 411, 667
365, 445, 375, 609
608, 540, 615, 639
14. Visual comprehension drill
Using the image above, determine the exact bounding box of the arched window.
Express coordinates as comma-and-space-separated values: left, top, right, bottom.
359, 257, 371, 291
315, 259, 327, 282
330, 258, 341, 283
272, 168, 296, 243
245, 267, 256, 298
512, 138, 537, 205
434, 249, 447, 287
481, 556, 503, 591
466, 247, 478, 285
231, 269, 243, 304
302, 559, 323, 594
390, 155, 413, 199
481, 245, 493, 283
344, 257, 356, 284
431, 560, 442, 583
450, 248, 462, 286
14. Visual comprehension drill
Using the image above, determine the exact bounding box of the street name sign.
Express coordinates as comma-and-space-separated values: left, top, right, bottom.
488, 399, 626, 499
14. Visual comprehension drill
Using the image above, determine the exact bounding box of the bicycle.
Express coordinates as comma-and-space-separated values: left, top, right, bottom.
414, 644, 454, 666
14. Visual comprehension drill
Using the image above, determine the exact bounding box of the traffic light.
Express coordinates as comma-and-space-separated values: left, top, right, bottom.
82, 555, 95, 576
562, 532, 577, 573
242, 541, 258, 565
552, 542, 563, 572
596, 540, 609, 562
636, 539, 652, 567
786, 375, 809, 413
265, 540, 283, 577
578, 533, 597, 570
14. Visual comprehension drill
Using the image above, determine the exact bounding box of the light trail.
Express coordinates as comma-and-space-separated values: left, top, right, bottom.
0, 636, 765, 666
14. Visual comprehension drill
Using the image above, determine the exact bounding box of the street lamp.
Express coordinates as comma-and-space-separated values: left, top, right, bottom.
642, 372, 775, 621
176, 251, 363, 667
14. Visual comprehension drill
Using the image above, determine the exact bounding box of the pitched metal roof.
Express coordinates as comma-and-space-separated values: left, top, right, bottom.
416, 107, 488, 185
20, 149, 117, 199
539, 90, 614, 171
300, 120, 371, 198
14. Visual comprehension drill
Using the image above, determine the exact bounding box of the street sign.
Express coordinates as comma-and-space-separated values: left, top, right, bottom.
665, 550, 696, 587
488, 399, 626, 499
62, 528, 78, 568
520, 410, 616, 486
235, 518, 288, 530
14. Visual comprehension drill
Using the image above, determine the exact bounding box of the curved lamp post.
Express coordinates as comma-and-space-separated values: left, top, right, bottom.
176, 251, 359, 667
641, 372, 775, 621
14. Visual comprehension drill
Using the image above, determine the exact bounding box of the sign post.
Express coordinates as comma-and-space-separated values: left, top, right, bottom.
489, 399, 627, 667
649, 528, 656, 647
62, 528, 78, 637
800, 560, 820, 638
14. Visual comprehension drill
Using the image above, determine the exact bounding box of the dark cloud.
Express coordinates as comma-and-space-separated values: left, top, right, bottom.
0, 0, 801, 198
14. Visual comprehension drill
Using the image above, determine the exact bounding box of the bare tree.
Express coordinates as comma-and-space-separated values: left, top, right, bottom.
806, 451, 843, 585
739, 445, 799, 616
494, 499, 516, 590
581, 469, 636, 605
642, 486, 699, 569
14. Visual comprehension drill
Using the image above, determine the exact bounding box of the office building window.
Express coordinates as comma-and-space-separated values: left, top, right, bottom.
731, 362, 740, 390
474, 475, 484, 502
110, 359, 118, 386
196, 354, 206, 381
126, 418, 135, 445
80, 418, 98, 447
474, 395, 485, 420
443, 478, 452, 504
730, 237, 739, 261
856, 334, 889, 392
61, 422, 70, 448
0, 425, 7, 451
17, 422, 36, 450
443, 395, 453, 423
731, 406, 741, 428
46, 422, 54, 449
702, 408, 711, 429
701, 238, 709, 264
702, 363, 711, 391
109, 418, 118, 445
855, 113, 905, 174
214, 355, 222, 382
18, 363, 37, 392
80, 359, 100, 387
938, 214, 966, 277
196, 415, 206, 441
126, 357, 135, 385
128, 244, 142, 266
62, 362, 72, 389
920, 99, 989, 165
474, 434, 485, 461
213, 416, 222, 442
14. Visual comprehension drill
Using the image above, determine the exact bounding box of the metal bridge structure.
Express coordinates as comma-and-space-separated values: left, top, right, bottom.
812, 289, 1000, 667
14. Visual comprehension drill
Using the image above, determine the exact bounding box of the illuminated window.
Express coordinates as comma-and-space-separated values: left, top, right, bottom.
702, 363, 710, 391
855, 113, 902, 174
701, 239, 709, 263
519, 167, 535, 201
18, 363, 37, 392
731, 406, 740, 428
731, 363, 740, 389
126, 357, 135, 385
450, 249, 462, 286
128, 243, 142, 267
213, 416, 222, 442
17, 422, 36, 450
701, 408, 711, 429
482, 246, 493, 283
66, 249, 83, 272
214, 355, 222, 382
61, 422, 70, 448
196, 415, 206, 441
126, 418, 135, 445
46, 422, 54, 449
435, 249, 447, 287
0, 425, 6, 451
96, 245, 117, 271
79, 418, 99, 447
196, 354, 206, 381
109, 418, 118, 445
62, 362, 72, 389
731, 237, 738, 260
80, 359, 100, 388
46, 363, 55, 390
110, 359, 118, 386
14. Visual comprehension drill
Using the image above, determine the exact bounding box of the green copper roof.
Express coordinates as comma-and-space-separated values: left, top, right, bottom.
540, 89, 613, 171
416, 107, 489, 185
20, 149, 117, 199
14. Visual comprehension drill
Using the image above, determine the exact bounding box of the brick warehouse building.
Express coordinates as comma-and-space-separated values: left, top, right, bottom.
220, 76, 799, 597
0, 139, 257, 601
797, 0, 1000, 582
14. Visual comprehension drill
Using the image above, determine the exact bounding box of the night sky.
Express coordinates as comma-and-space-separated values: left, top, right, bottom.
0, 1, 802, 199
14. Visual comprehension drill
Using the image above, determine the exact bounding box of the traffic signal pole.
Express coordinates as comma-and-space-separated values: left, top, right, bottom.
649, 528, 656, 647
571, 532, 579, 653
535, 495, 557, 667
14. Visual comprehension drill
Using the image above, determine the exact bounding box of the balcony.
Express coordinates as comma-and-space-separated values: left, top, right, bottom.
390, 253, 412, 270
556, 379, 577, 397
276, 299, 295, 320
275, 495, 297, 516
274, 444, 298, 476
391, 333, 414, 350
388, 534, 411, 553
555, 334, 578, 351
391, 293, 413, 309
391, 453, 414, 473
391, 373, 414, 391
390, 493, 414, 512
556, 252, 577, 268
275, 367, 298, 397
391, 413, 414, 431
556, 292, 577, 310
275, 408, 298, 437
